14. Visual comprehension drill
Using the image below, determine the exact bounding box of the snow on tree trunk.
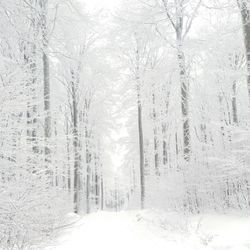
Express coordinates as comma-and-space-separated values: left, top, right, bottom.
137, 97, 145, 209
238, 0, 250, 104
40, 0, 52, 178
71, 69, 80, 214
177, 46, 191, 162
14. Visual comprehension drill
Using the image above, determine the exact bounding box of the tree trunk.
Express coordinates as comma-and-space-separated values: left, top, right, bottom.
94, 154, 100, 208
65, 118, 71, 193
162, 124, 168, 166
134, 36, 145, 209
162, 85, 170, 168
177, 44, 191, 162
152, 92, 160, 176
40, 0, 52, 179
86, 164, 91, 214
25, 29, 38, 172
138, 98, 145, 209
100, 175, 104, 210
84, 98, 91, 214
71, 70, 80, 214
238, 0, 250, 103
162, 0, 192, 162
43, 52, 51, 160
232, 81, 238, 125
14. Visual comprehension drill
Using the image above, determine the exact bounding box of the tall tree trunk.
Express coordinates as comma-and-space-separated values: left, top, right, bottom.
100, 175, 104, 210
134, 37, 145, 209
24, 7, 39, 172
238, 0, 250, 103
86, 164, 91, 213
162, 0, 194, 162
26, 55, 38, 159
84, 98, 91, 214
219, 94, 226, 150
71, 70, 80, 214
65, 118, 71, 193
94, 152, 100, 209
40, 0, 52, 178
137, 94, 145, 209
177, 45, 191, 162
152, 92, 160, 176
162, 85, 170, 169
43, 50, 51, 156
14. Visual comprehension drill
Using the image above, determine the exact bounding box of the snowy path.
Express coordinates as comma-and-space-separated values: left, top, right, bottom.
49, 211, 172, 250
48, 211, 250, 250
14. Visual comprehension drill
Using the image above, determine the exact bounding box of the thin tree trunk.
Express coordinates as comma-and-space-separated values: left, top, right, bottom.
71, 70, 80, 214
66, 120, 71, 193
152, 92, 160, 176
86, 164, 91, 214
84, 99, 91, 214
43, 50, 51, 161
94, 155, 99, 208
138, 99, 145, 209
232, 81, 238, 124
134, 36, 145, 209
162, 85, 170, 169
100, 175, 104, 210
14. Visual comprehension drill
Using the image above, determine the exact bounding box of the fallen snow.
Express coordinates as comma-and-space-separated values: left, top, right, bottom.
47, 210, 250, 250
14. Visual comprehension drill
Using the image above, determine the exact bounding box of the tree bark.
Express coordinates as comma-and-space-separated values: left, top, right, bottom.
71, 69, 80, 214
238, 0, 250, 103
84, 98, 91, 214
177, 45, 191, 162
152, 92, 160, 176
232, 81, 238, 125
134, 35, 145, 209
40, 0, 52, 178
24, 3, 39, 170
65, 117, 71, 193
161, 0, 194, 162
138, 96, 145, 209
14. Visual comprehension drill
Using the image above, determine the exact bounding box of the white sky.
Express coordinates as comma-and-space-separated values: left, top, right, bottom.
84, 0, 120, 11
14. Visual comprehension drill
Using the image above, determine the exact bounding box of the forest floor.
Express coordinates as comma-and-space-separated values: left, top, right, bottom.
47, 210, 250, 250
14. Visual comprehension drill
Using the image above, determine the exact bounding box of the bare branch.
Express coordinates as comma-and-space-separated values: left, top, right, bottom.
161, 0, 177, 31
155, 24, 176, 48
183, 0, 202, 39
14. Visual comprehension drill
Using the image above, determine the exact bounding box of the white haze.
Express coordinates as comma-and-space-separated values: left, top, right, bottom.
0, 0, 249, 250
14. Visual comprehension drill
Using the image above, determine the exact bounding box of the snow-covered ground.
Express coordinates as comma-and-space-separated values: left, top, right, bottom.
47, 210, 250, 250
